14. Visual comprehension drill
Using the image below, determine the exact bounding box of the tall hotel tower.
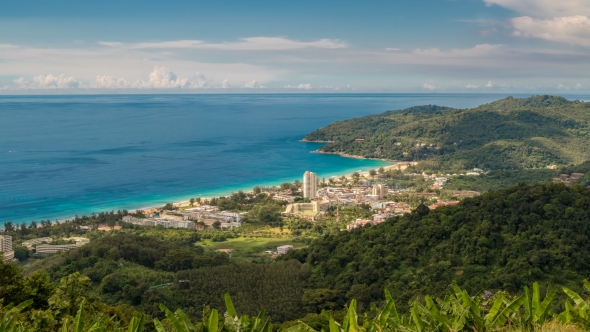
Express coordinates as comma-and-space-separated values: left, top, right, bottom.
303, 171, 318, 199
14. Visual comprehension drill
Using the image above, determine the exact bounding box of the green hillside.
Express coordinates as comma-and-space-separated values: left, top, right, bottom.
282, 182, 590, 312
305, 95, 590, 170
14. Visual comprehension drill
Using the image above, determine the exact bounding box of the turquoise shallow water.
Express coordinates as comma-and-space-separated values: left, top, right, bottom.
2, 93, 589, 225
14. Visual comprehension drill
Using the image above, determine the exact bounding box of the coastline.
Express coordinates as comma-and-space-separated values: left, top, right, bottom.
311, 150, 399, 164
4, 155, 396, 224
146, 157, 402, 211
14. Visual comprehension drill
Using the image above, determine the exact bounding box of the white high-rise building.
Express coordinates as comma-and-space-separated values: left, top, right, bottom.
0, 235, 14, 261
303, 171, 318, 199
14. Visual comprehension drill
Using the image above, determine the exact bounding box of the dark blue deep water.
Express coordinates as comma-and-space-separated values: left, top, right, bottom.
2, 93, 589, 224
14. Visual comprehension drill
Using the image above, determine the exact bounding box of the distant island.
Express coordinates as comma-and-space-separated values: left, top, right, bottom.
305, 95, 590, 170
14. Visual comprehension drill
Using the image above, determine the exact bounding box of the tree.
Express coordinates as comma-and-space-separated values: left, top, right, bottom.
13, 246, 30, 261
3, 221, 14, 232
20, 222, 28, 235
212, 221, 221, 230
378, 167, 385, 174
48, 273, 102, 321
22, 271, 54, 310
302, 289, 339, 313
253, 186, 262, 194
352, 172, 361, 185
162, 203, 176, 210
369, 169, 377, 177
0, 260, 25, 305
190, 198, 195, 207
256, 204, 282, 223
106, 215, 117, 230
294, 180, 302, 188
156, 248, 199, 272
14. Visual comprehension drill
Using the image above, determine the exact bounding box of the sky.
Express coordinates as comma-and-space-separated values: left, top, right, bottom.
0, 0, 589, 93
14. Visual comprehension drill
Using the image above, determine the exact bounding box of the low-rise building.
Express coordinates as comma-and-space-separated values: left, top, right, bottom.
36, 244, 79, 254
123, 216, 196, 229
22, 237, 52, 250
277, 245, 293, 255
273, 194, 296, 203
36, 237, 89, 254
346, 219, 377, 230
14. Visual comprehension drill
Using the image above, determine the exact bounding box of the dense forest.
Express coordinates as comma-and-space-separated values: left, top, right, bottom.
305, 95, 590, 170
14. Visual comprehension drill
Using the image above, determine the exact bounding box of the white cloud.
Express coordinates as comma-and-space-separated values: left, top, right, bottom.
244, 80, 259, 88
413, 44, 503, 57
92, 67, 210, 89
35, 74, 80, 89
385, 47, 400, 51
465, 84, 479, 89
483, 0, 590, 46
12, 74, 81, 89
221, 79, 231, 88
193, 72, 212, 88
284, 83, 312, 89
486, 80, 494, 87
100, 37, 347, 51
91, 75, 132, 88
422, 83, 437, 90
13, 77, 29, 88
11, 67, 208, 90
483, 0, 590, 18
557, 83, 585, 90
511, 16, 590, 46
140, 66, 190, 88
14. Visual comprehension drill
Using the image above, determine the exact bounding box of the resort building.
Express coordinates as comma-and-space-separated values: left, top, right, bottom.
22, 237, 52, 250
122, 215, 197, 229
0, 235, 14, 261
346, 219, 382, 230
36, 237, 89, 254
303, 171, 318, 199
372, 184, 389, 199
277, 245, 294, 255
283, 201, 323, 220
36, 244, 79, 255
272, 194, 296, 203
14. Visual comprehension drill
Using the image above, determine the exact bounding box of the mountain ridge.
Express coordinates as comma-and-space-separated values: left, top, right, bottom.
305, 95, 590, 170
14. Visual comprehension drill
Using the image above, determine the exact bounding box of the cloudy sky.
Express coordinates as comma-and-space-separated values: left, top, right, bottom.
0, 0, 589, 93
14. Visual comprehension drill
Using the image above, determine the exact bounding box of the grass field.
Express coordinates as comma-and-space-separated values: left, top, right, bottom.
201, 236, 308, 260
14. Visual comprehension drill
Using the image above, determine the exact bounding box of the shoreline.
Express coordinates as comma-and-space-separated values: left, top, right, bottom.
311, 150, 399, 164
10, 156, 398, 223
148, 158, 403, 211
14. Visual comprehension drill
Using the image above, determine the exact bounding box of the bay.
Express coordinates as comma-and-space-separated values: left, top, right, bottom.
2, 93, 588, 225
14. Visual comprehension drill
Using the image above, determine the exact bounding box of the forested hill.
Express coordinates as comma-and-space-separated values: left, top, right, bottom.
304, 95, 590, 170
282, 182, 590, 312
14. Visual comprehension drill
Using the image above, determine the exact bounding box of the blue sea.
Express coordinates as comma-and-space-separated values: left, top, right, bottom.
2, 93, 589, 225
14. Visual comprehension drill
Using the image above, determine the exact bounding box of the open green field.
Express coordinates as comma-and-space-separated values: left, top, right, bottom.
200, 236, 308, 260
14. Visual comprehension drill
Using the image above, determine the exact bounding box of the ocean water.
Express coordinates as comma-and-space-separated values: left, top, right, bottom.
2, 93, 589, 225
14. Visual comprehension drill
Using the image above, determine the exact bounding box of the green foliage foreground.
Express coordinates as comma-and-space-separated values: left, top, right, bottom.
3, 281, 590, 331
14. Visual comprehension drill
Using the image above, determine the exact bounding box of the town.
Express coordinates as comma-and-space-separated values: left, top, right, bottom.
0, 165, 489, 261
